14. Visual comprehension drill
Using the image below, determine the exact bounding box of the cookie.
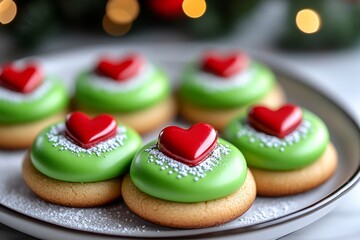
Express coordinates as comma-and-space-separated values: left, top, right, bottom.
73, 53, 176, 134
22, 111, 142, 207
223, 104, 338, 196
250, 143, 337, 196
122, 123, 256, 228
0, 63, 68, 149
178, 51, 285, 130
122, 170, 256, 229
22, 153, 122, 207
0, 112, 65, 149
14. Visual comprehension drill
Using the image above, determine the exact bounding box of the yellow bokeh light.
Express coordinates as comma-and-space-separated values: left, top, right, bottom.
296, 9, 321, 34
0, 0, 17, 24
102, 15, 132, 36
182, 0, 206, 19
106, 0, 139, 24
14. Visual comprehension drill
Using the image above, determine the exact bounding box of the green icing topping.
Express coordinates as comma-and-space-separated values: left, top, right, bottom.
223, 110, 329, 171
130, 138, 247, 203
74, 67, 171, 112
179, 62, 275, 109
31, 122, 142, 182
0, 78, 68, 124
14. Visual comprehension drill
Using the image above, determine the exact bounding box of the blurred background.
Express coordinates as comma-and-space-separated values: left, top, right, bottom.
1, 0, 359, 122
0, 0, 360, 239
0, 0, 360, 55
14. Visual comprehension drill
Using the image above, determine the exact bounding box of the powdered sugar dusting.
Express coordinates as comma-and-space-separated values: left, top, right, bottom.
145, 144, 230, 181
192, 63, 255, 92
0, 124, 344, 238
0, 79, 53, 103
46, 123, 127, 157
87, 63, 155, 92
236, 120, 312, 152
0, 176, 306, 237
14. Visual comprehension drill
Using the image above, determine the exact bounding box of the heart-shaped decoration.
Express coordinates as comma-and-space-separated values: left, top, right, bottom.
65, 112, 117, 149
96, 54, 144, 81
157, 123, 218, 166
0, 63, 43, 93
247, 104, 303, 138
202, 52, 249, 78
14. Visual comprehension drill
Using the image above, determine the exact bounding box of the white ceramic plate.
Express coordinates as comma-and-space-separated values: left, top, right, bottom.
0, 45, 359, 240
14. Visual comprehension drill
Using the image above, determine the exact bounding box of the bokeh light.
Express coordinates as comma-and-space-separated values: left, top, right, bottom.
102, 15, 132, 36
0, 0, 17, 24
296, 9, 321, 34
103, 0, 139, 36
106, 0, 139, 24
182, 0, 206, 19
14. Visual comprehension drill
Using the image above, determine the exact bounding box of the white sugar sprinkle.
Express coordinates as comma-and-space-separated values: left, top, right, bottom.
145, 144, 230, 181
192, 63, 255, 92
236, 120, 312, 152
46, 123, 127, 157
87, 63, 155, 92
0, 79, 53, 103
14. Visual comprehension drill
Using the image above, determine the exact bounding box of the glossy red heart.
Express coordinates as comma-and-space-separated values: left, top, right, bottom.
248, 104, 303, 138
202, 52, 249, 78
157, 123, 218, 166
65, 112, 117, 149
96, 54, 144, 81
0, 63, 43, 93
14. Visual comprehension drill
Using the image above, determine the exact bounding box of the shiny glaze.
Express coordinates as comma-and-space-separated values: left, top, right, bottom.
158, 123, 218, 166
202, 51, 249, 77
65, 112, 117, 149
248, 104, 303, 138
0, 78, 68, 124
179, 62, 275, 108
31, 122, 142, 182
223, 110, 329, 171
0, 63, 42, 93
131, 139, 247, 202
96, 54, 144, 81
75, 68, 170, 112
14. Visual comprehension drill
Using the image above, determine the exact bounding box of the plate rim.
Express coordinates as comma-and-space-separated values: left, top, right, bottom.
191, 55, 360, 237
1, 44, 360, 238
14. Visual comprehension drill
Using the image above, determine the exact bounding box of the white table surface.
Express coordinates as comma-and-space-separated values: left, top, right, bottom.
0, 1, 359, 239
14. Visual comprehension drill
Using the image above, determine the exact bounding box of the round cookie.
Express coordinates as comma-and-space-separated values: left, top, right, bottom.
178, 51, 285, 130
250, 143, 337, 196
22, 154, 122, 207
122, 170, 256, 229
223, 104, 338, 196
0, 63, 68, 149
122, 123, 256, 228
73, 53, 176, 134
22, 112, 142, 207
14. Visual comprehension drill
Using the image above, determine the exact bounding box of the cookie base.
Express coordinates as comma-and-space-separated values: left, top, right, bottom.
250, 143, 338, 197
0, 112, 66, 149
178, 84, 285, 131
121, 169, 256, 229
76, 97, 176, 134
22, 153, 122, 207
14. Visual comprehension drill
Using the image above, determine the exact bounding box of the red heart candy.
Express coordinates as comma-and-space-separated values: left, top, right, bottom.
65, 112, 117, 149
202, 52, 249, 78
96, 54, 144, 81
0, 63, 43, 93
248, 104, 303, 138
158, 123, 218, 166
